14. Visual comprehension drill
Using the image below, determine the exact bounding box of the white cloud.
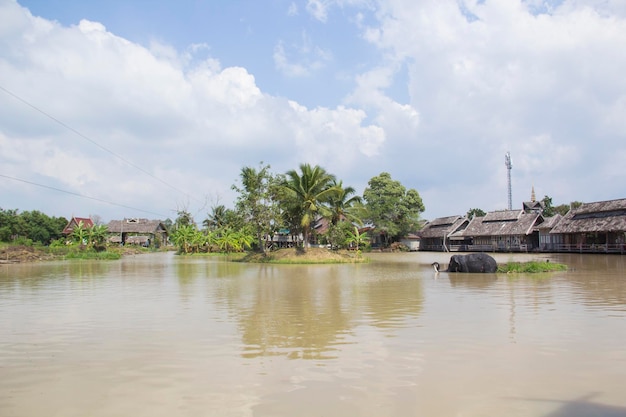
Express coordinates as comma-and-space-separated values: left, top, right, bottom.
273, 31, 332, 77
352, 0, 626, 218
0, 1, 387, 221
306, 0, 330, 22
287, 2, 299, 17
1, 0, 626, 222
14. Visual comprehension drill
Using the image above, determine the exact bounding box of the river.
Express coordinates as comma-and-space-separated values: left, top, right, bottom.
1, 251, 625, 417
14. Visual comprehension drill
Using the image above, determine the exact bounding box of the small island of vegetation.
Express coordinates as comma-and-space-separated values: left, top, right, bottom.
167, 162, 424, 263
497, 260, 568, 273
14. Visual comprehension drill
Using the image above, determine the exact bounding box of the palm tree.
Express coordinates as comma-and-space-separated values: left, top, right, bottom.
280, 163, 339, 249
327, 180, 364, 226
203, 205, 228, 231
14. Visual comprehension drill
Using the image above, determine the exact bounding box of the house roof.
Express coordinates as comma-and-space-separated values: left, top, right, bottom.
453, 210, 543, 237
418, 215, 467, 238
549, 198, 626, 234
107, 218, 167, 234
62, 217, 94, 234
535, 214, 562, 230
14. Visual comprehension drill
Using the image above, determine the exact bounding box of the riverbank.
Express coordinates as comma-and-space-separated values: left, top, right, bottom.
0, 244, 150, 264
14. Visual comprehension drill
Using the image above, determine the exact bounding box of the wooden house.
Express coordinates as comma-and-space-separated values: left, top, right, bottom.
418, 215, 469, 251
62, 216, 94, 235
536, 214, 564, 251
106, 218, 168, 247
549, 198, 626, 253
451, 210, 544, 252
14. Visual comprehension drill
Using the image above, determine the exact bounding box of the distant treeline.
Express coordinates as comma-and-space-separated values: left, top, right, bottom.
0, 208, 68, 245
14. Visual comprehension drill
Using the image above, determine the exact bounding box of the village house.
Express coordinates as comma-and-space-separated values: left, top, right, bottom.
449, 209, 544, 252
106, 218, 168, 247
62, 216, 94, 236
549, 198, 626, 253
418, 215, 469, 251
418, 196, 626, 254
536, 214, 564, 251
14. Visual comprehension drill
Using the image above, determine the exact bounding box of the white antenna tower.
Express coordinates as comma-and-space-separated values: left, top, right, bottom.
505, 152, 512, 210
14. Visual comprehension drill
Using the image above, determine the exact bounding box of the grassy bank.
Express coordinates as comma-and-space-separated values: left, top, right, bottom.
497, 260, 567, 273
0, 243, 154, 263
242, 247, 369, 264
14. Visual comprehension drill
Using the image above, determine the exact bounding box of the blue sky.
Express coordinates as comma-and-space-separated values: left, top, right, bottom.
1, 0, 626, 223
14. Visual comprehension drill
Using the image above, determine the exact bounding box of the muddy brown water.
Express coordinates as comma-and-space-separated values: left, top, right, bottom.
1, 252, 625, 417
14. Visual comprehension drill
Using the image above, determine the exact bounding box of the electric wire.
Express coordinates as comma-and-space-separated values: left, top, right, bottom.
0, 84, 203, 205
0, 173, 168, 218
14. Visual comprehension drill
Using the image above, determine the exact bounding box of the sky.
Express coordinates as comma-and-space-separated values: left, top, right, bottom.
1, 0, 625, 224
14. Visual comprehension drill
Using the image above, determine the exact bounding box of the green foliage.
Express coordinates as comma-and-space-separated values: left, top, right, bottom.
326, 180, 364, 226
71, 221, 89, 245
324, 221, 356, 249
0, 208, 66, 244
497, 261, 567, 273
279, 163, 340, 248
171, 224, 198, 254
344, 225, 370, 251
542, 196, 585, 217
214, 227, 254, 253
541, 195, 555, 217
363, 172, 425, 246
467, 208, 486, 219
232, 162, 282, 254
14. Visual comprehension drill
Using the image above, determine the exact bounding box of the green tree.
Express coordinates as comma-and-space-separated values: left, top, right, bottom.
214, 227, 254, 253
171, 224, 196, 254
279, 163, 339, 249
87, 224, 109, 249
363, 172, 425, 246
0, 208, 24, 241
345, 225, 370, 251
326, 180, 364, 226
541, 196, 555, 217
232, 163, 281, 254
553, 201, 583, 216
203, 205, 228, 230
467, 208, 486, 219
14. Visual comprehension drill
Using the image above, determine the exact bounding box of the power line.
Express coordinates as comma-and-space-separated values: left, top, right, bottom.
0, 84, 203, 204
0, 173, 169, 218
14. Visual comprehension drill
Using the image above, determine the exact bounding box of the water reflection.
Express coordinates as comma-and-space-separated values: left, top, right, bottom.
199, 262, 425, 359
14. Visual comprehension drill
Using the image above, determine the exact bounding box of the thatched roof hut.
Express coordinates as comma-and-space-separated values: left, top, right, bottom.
550, 198, 626, 234
106, 218, 168, 246
458, 210, 542, 238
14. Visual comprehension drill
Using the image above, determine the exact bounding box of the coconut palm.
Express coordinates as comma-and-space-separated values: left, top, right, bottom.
280, 164, 339, 248
203, 205, 228, 231
327, 180, 364, 226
